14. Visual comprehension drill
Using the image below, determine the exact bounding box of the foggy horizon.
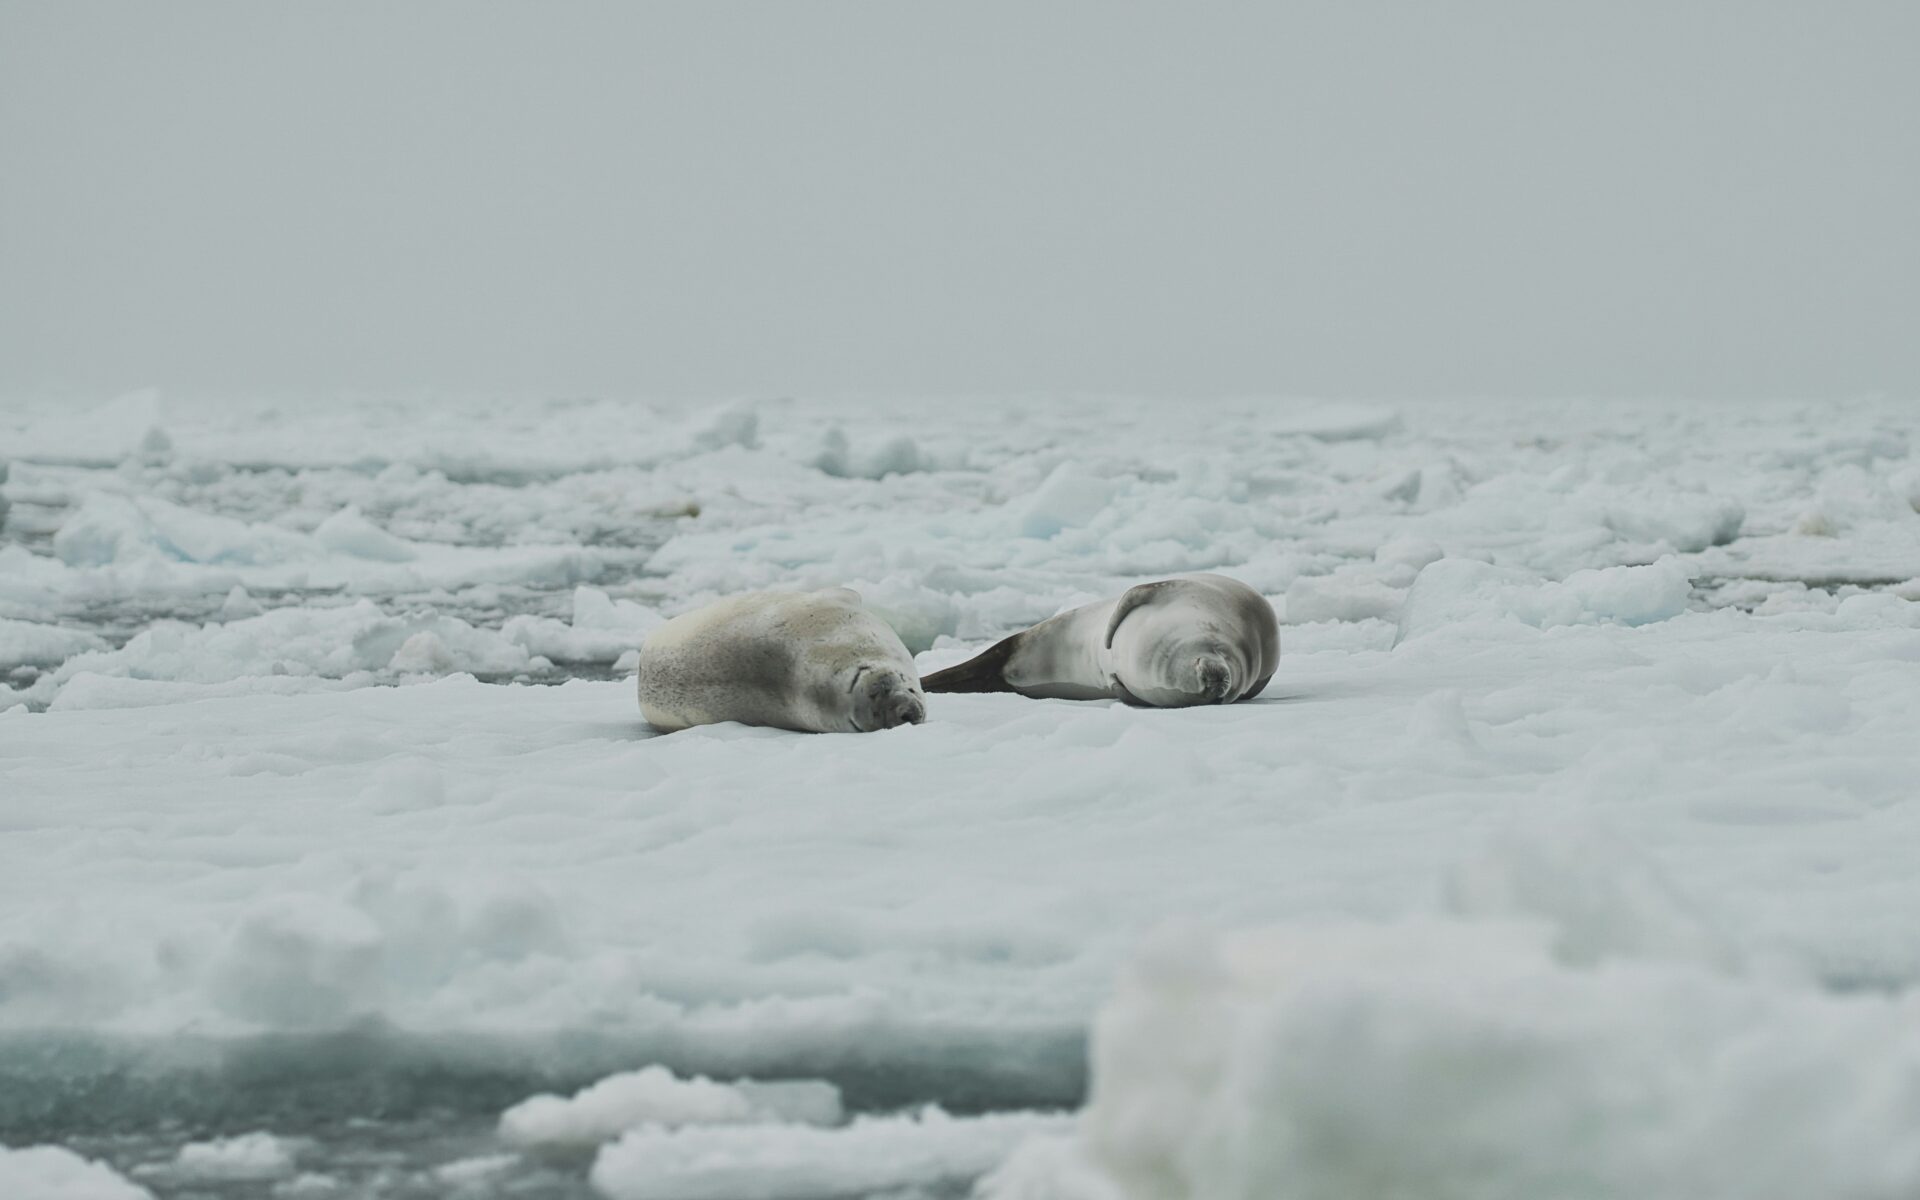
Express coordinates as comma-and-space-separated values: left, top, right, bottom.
4, 1, 1917, 400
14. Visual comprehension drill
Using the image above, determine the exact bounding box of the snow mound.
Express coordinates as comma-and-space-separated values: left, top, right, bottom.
219, 585, 264, 621
0, 1144, 154, 1200
1372, 536, 1444, 572
1397, 557, 1692, 642
1283, 574, 1402, 624
502, 586, 663, 664
7, 389, 172, 466
1602, 495, 1744, 551
312, 506, 418, 561
1267, 403, 1401, 441
848, 577, 964, 653
1441, 825, 1737, 970
500, 1065, 842, 1150
39, 491, 603, 599
28, 600, 535, 706
1698, 521, 1920, 586
165, 1132, 297, 1181
432, 1154, 518, 1185
1017, 464, 1116, 538
54, 493, 310, 567
589, 1107, 1071, 1200
984, 920, 1920, 1200
208, 871, 569, 1027
813, 426, 934, 479
0, 618, 107, 669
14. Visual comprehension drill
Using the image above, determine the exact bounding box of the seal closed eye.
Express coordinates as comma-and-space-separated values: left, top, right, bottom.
921, 573, 1278, 708
638, 588, 927, 733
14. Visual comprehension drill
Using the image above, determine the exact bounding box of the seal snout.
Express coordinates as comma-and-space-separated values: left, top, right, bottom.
1196, 656, 1234, 704
856, 668, 927, 730
885, 693, 927, 728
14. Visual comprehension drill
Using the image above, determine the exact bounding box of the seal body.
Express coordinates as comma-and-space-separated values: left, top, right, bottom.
638, 588, 927, 733
922, 574, 1278, 707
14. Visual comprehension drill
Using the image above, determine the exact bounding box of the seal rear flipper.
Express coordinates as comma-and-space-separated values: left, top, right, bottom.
920, 633, 1021, 693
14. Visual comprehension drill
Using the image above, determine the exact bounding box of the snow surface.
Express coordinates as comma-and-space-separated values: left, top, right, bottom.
982, 921, 1920, 1200
0, 1145, 154, 1200
500, 1065, 843, 1150
144, 1131, 298, 1183
589, 1107, 1072, 1200
3, 390, 1919, 1197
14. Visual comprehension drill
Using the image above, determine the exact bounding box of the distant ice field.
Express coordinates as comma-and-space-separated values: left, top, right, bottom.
2, 392, 1918, 1199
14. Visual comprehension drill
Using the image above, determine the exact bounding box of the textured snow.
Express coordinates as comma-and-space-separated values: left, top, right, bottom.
157, 1131, 298, 1182
432, 1154, 519, 1186
1394, 556, 1694, 642
3, 391, 1919, 1197
589, 1107, 1072, 1200
500, 1065, 843, 1150
0, 1145, 154, 1200
0, 617, 107, 669
27, 601, 541, 709
502, 586, 665, 665
982, 919, 1920, 1200
7, 603, 1913, 1042
43, 489, 606, 594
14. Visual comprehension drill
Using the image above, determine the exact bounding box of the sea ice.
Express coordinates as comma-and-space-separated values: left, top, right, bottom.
0, 617, 107, 669
157, 1131, 298, 1182
983, 920, 1920, 1200
499, 1065, 843, 1150
589, 1107, 1071, 1200
2, 391, 1917, 1197
0, 1145, 154, 1200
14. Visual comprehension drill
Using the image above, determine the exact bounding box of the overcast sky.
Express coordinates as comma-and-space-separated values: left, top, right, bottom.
3, 2, 1916, 399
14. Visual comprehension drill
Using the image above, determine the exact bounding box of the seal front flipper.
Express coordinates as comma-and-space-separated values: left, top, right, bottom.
1104, 580, 1181, 647
920, 632, 1021, 693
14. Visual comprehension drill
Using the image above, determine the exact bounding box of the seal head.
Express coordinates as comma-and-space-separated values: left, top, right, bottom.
848, 663, 927, 731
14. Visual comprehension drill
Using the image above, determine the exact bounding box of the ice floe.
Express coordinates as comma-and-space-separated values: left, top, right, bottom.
983, 918, 1920, 1200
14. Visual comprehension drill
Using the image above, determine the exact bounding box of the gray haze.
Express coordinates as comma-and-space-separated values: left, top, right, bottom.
3, 1, 1916, 399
